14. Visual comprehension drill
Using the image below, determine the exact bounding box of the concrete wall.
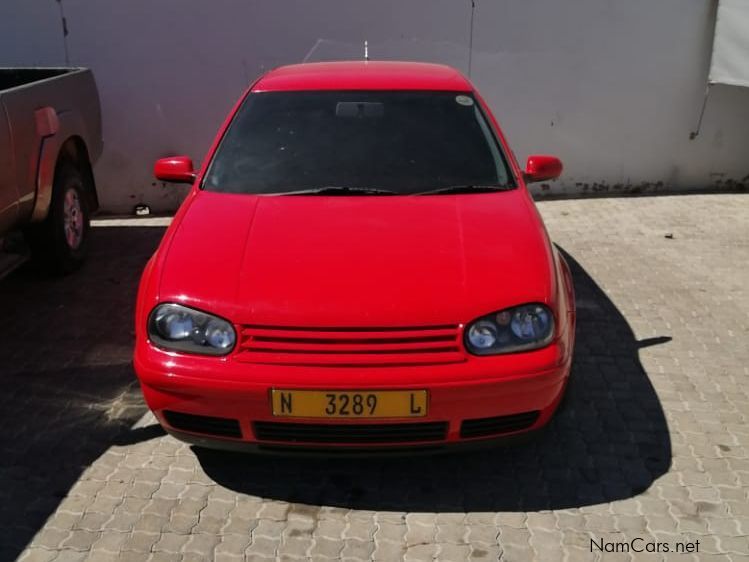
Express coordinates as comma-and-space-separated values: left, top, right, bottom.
1, 0, 747, 213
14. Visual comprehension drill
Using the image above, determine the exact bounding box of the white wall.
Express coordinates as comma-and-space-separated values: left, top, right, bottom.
1, 0, 748, 213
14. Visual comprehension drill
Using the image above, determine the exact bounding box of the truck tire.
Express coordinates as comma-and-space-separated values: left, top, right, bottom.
27, 162, 90, 273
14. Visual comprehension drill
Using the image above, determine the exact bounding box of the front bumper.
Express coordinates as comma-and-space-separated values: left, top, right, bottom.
134, 339, 571, 450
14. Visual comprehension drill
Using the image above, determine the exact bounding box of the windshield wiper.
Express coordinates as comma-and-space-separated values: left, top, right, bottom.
271, 186, 398, 196
413, 184, 509, 195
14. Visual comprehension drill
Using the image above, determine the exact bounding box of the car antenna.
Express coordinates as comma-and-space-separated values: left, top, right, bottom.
364, 40, 369, 61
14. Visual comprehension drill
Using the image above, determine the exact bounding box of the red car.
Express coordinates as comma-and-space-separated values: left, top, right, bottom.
134, 61, 575, 451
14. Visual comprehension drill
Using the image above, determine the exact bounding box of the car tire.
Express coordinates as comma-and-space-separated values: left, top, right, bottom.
27, 162, 90, 274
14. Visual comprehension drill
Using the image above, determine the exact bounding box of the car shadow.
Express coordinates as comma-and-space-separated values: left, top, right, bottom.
0, 226, 165, 560
195, 249, 672, 511
0, 228, 673, 560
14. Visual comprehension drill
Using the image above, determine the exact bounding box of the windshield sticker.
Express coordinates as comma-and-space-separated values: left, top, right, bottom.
455, 95, 474, 107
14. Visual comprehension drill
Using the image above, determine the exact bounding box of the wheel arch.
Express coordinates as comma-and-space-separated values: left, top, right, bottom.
31, 133, 99, 223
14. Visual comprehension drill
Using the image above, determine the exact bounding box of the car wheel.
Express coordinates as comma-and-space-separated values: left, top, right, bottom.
27, 163, 90, 274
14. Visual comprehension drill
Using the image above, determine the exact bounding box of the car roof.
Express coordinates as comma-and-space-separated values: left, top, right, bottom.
252, 61, 473, 92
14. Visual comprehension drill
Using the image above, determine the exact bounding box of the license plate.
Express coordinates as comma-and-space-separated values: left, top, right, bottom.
270, 389, 428, 418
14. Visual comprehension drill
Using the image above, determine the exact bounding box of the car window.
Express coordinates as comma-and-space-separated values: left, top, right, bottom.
204, 90, 514, 195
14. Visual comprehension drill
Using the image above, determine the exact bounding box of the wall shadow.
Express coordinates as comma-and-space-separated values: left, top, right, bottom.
0, 226, 165, 560
196, 248, 672, 512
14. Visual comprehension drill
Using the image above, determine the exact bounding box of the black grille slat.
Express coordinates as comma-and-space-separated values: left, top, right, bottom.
164, 411, 242, 438
254, 421, 448, 444
247, 347, 459, 355
460, 411, 540, 438
252, 336, 457, 344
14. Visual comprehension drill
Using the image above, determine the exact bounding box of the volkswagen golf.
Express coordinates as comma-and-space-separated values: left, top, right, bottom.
134, 61, 576, 451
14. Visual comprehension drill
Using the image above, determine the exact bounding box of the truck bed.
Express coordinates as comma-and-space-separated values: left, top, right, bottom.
0, 68, 73, 92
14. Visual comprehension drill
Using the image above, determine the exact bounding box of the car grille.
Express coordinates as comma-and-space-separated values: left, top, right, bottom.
253, 421, 449, 444
163, 410, 242, 438
235, 325, 465, 366
460, 411, 540, 438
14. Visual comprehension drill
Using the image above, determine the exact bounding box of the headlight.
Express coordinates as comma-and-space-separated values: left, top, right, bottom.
464, 304, 554, 355
148, 303, 236, 355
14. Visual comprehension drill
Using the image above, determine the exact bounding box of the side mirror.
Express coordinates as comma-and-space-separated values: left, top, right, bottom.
154, 156, 197, 184
524, 155, 563, 183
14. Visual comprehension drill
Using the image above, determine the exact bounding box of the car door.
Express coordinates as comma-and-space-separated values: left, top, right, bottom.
0, 101, 19, 235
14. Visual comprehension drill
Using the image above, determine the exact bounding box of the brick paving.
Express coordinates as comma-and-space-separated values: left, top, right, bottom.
1, 193, 747, 561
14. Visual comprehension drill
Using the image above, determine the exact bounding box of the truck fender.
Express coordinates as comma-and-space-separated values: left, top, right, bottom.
30, 109, 95, 223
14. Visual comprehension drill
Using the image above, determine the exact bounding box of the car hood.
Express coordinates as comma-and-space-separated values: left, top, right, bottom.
159, 190, 555, 326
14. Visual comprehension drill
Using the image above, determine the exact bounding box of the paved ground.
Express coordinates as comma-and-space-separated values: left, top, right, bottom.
1, 193, 747, 561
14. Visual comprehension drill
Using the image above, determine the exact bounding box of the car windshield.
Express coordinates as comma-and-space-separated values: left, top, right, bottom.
203, 91, 515, 195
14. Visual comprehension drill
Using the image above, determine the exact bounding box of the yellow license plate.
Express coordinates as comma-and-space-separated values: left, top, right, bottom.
271, 389, 428, 418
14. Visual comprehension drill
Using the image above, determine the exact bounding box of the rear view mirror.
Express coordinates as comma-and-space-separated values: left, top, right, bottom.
336, 101, 385, 118
524, 155, 563, 183
154, 156, 197, 184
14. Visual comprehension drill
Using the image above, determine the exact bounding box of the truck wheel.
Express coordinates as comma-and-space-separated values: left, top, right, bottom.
27, 163, 90, 273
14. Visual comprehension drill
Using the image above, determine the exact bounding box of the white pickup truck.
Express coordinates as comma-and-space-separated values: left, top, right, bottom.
0, 68, 102, 273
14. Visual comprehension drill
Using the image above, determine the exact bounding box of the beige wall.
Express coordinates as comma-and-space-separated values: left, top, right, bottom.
1, 0, 748, 213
